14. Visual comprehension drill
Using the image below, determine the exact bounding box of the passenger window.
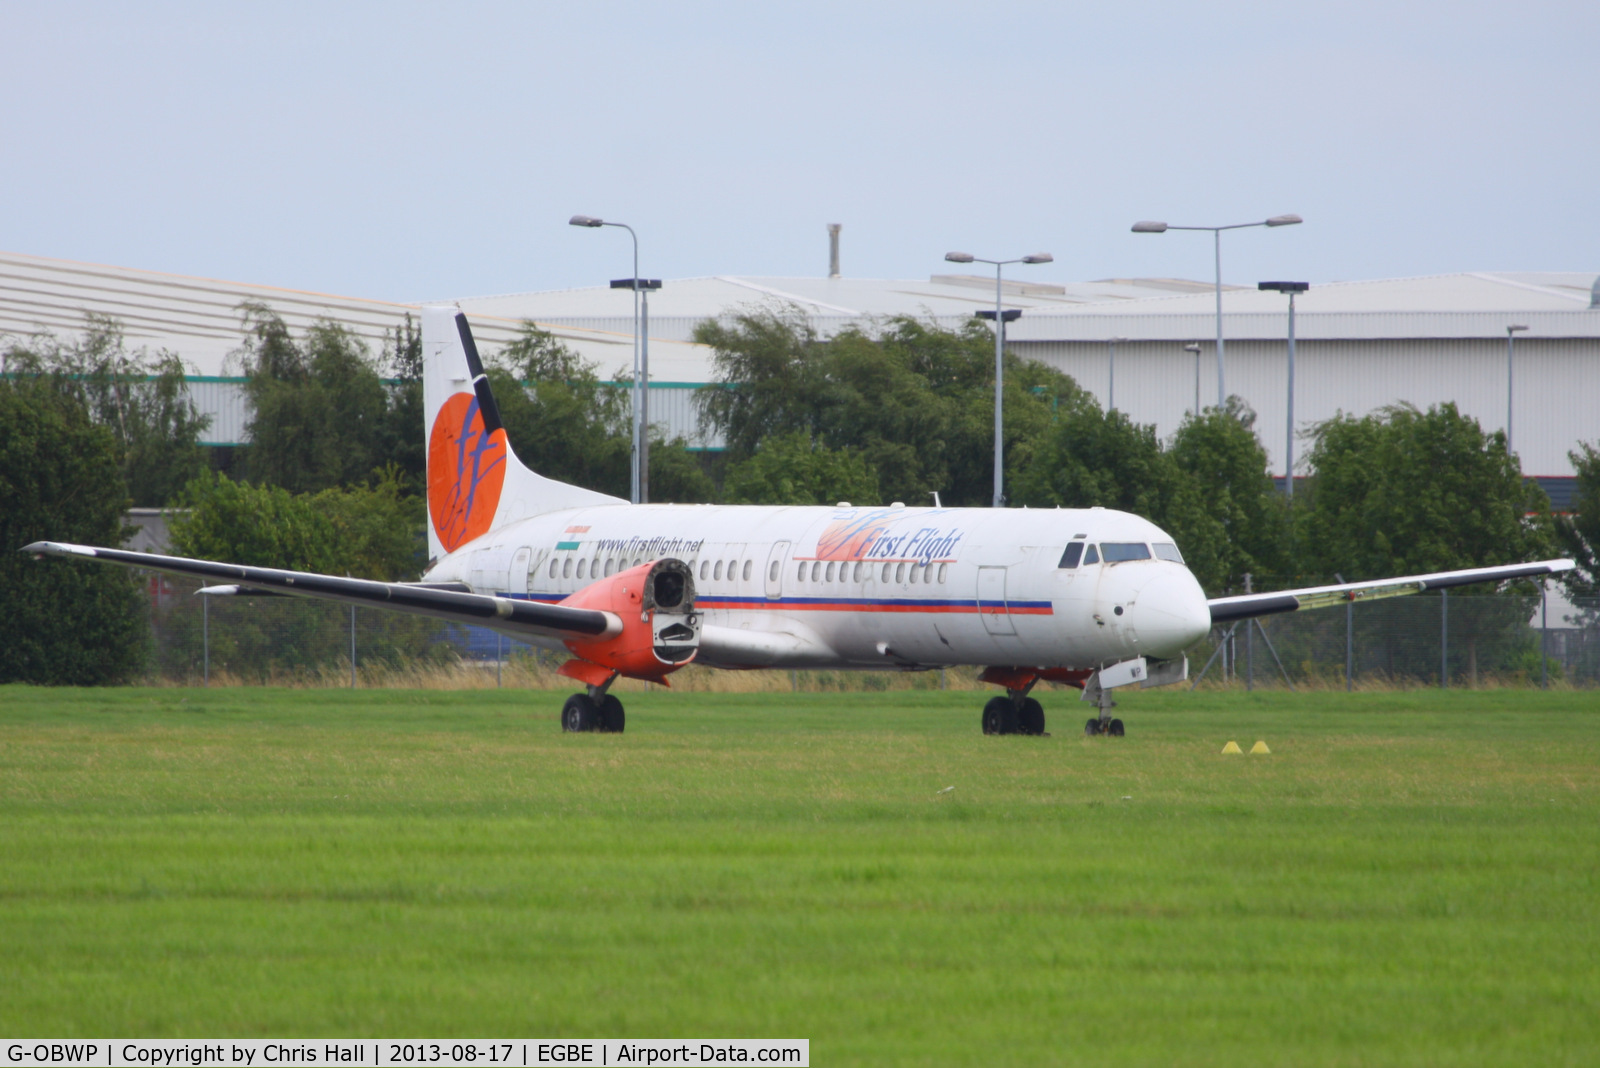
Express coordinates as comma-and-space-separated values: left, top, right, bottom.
549, 560, 558, 579
577, 559, 587, 580
606, 558, 615, 577
797, 562, 806, 582
882, 562, 892, 582
743, 560, 753, 582
853, 562, 863, 582
1102, 543, 1152, 563
769, 560, 779, 582
895, 563, 906, 583
714, 561, 724, 581
1154, 542, 1184, 563
1083, 545, 1099, 565
812, 562, 822, 582
1059, 542, 1084, 568
938, 563, 948, 583
699, 560, 709, 581
826, 562, 836, 582
909, 563, 919, 584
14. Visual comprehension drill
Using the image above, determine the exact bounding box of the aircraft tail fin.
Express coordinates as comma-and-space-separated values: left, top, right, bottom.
422, 306, 625, 562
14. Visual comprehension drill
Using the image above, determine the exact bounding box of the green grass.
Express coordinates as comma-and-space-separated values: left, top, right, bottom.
2, 684, 1597, 1065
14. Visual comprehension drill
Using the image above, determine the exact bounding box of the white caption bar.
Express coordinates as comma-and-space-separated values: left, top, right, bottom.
3, 1042, 807, 1068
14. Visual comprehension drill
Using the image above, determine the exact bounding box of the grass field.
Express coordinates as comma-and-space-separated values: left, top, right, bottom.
2, 683, 1597, 1065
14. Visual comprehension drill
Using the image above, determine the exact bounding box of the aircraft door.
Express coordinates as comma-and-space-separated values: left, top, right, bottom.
764, 541, 791, 600
976, 566, 1015, 635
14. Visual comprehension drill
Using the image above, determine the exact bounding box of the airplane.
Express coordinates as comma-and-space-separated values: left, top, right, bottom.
25, 307, 1574, 736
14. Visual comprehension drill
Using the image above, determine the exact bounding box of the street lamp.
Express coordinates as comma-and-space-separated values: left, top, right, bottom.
1133, 213, 1302, 406
1106, 337, 1128, 412
1184, 343, 1202, 415
945, 250, 1054, 507
1507, 324, 1528, 453
1259, 282, 1309, 498
571, 214, 649, 504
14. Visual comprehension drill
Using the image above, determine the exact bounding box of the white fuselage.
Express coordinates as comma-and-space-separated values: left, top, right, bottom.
426, 502, 1212, 672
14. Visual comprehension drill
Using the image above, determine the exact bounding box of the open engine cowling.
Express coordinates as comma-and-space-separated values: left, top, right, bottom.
556, 558, 700, 685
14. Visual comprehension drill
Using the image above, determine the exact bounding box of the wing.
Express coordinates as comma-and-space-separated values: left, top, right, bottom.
22, 541, 620, 641
1208, 559, 1574, 624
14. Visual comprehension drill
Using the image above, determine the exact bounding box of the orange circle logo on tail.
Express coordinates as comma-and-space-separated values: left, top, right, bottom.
428, 393, 507, 553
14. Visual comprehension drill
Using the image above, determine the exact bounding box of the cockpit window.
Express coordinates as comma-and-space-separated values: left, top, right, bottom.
1101, 542, 1152, 563
1083, 544, 1100, 565
1154, 542, 1184, 563
1058, 542, 1084, 568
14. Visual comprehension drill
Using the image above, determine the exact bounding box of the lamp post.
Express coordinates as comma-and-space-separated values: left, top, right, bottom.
944, 250, 1053, 507
1259, 282, 1310, 498
570, 214, 647, 503
1132, 214, 1302, 406
1184, 343, 1202, 415
1107, 337, 1127, 412
1506, 324, 1528, 453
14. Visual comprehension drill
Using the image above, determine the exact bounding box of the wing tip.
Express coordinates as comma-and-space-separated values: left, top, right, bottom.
21, 541, 95, 558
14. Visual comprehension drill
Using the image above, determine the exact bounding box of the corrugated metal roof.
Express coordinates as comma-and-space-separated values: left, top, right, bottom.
467, 270, 1600, 343
0, 250, 712, 378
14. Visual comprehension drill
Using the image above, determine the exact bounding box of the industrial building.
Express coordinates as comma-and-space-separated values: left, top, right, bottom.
3, 249, 1595, 505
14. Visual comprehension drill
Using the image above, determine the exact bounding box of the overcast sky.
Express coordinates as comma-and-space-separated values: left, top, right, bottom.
4, 1, 1595, 302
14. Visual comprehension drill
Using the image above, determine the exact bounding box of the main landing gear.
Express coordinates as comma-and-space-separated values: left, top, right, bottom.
981, 693, 1047, 736
562, 672, 625, 733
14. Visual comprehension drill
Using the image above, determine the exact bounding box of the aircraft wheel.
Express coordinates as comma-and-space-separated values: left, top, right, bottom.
562, 693, 599, 732
1017, 698, 1045, 736
1108, 718, 1125, 737
982, 696, 1018, 735
600, 695, 626, 733
1084, 717, 1103, 737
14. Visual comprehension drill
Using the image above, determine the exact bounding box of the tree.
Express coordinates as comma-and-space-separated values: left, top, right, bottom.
490, 323, 632, 497
235, 304, 390, 494
1555, 441, 1600, 597
0, 377, 147, 684
2, 314, 210, 506
170, 468, 423, 581
1010, 406, 1228, 591
161, 469, 435, 681
1296, 403, 1556, 685
1168, 398, 1290, 590
376, 313, 426, 495
647, 439, 717, 503
1296, 402, 1554, 580
693, 308, 1090, 507
723, 431, 880, 505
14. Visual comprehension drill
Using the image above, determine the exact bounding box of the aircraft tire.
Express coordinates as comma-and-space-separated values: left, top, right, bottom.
1108, 718, 1125, 737
982, 696, 1018, 735
1085, 717, 1102, 737
1017, 698, 1045, 736
600, 695, 626, 733
562, 694, 599, 733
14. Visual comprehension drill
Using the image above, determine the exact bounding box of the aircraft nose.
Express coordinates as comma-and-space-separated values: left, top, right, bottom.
1133, 566, 1212, 658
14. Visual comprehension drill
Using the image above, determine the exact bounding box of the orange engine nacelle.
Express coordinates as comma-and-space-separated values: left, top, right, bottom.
556, 558, 700, 687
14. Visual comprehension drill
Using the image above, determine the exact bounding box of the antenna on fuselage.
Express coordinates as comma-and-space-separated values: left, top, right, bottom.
929, 491, 942, 508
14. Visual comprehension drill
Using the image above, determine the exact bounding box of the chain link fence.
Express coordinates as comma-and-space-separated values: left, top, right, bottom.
136, 573, 1600, 690
1193, 590, 1600, 690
